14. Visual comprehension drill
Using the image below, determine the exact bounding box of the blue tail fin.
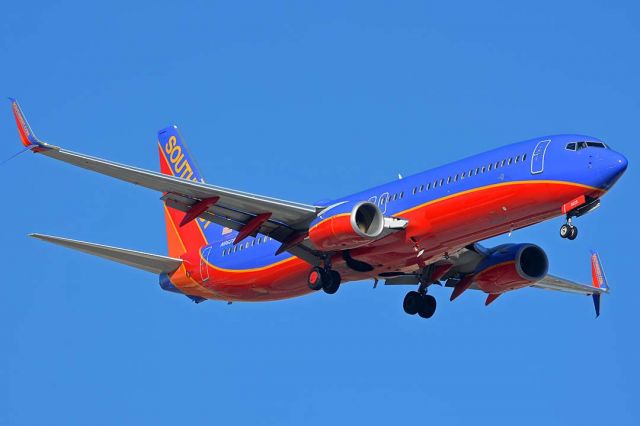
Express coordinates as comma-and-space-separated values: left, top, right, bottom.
158, 126, 205, 183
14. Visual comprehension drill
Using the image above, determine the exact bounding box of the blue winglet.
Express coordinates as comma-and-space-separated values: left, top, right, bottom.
592, 294, 601, 318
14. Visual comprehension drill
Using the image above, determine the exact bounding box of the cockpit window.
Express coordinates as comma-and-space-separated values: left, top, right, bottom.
587, 141, 606, 148
567, 141, 607, 151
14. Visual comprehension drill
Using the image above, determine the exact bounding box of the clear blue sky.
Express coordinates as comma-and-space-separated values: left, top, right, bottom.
1, 1, 638, 425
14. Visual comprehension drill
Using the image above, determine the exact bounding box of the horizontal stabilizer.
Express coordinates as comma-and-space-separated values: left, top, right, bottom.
30, 233, 183, 274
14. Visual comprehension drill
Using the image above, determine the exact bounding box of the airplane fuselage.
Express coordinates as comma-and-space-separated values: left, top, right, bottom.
164, 134, 627, 302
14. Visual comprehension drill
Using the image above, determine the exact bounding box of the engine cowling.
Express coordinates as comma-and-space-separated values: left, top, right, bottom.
309, 201, 385, 251
473, 244, 548, 294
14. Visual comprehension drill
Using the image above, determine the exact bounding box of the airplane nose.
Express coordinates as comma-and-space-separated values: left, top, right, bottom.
616, 152, 629, 174
600, 151, 628, 188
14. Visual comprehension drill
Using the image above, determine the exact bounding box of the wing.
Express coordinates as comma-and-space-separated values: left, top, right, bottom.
30, 233, 183, 274
531, 274, 608, 296
10, 99, 324, 263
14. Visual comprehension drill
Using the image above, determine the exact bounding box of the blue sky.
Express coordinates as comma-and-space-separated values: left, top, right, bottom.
1, 1, 638, 424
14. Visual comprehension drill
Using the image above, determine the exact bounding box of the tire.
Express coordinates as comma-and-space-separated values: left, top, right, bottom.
329, 270, 342, 287
307, 267, 324, 291
560, 224, 571, 238
322, 274, 340, 294
568, 226, 578, 240
418, 295, 437, 319
403, 291, 422, 315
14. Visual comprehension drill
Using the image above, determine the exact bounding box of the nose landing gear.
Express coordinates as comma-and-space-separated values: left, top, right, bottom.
560, 218, 578, 240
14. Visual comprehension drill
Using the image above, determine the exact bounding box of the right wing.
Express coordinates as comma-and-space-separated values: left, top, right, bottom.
11, 99, 325, 263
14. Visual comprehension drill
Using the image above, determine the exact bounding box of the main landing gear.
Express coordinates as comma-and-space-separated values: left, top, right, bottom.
307, 266, 342, 294
560, 217, 578, 240
403, 283, 437, 319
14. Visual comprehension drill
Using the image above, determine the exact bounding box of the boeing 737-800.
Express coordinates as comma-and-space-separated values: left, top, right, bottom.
9, 99, 627, 318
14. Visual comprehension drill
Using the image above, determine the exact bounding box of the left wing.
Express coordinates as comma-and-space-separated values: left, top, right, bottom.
532, 251, 609, 316
10, 99, 324, 262
384, 245, 610, 316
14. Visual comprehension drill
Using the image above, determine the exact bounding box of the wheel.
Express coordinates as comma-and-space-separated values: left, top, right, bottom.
418, 295, 437, 319
403, 291, 423, 315
322, 274, 340, 294
568, 226, 578, 240
307, 267, 324, 291
560, 224, 571, 238
329, 270, 341, 287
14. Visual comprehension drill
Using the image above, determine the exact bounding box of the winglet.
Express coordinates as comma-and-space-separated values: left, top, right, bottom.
591, 251, 609, 318
9, 98, 48, 149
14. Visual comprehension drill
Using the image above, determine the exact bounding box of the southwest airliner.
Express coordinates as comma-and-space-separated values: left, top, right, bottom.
9, 99, 627, 318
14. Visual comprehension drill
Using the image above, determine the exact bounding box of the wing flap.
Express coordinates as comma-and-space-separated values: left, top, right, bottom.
30, 234, 183, 274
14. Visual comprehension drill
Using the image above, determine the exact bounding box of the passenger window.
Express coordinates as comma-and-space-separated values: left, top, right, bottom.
426, 183, 430, 190
523, 154, 527, 161
447, 176, 451, 184
399, 191, 404, 199
420, 184, 425, 192
488, 164, 492, 171
507, 158, 512, 165
501, 160, 506, 167
453, 175, 458, 182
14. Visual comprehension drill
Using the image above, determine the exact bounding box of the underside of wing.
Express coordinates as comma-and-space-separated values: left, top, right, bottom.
532, 274, 608, 296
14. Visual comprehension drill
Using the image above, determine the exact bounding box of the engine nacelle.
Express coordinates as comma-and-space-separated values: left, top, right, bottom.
474, 243, 548, 294
309, 201, 385, 251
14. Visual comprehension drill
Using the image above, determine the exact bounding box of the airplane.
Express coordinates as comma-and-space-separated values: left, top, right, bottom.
9, 99, 627, 319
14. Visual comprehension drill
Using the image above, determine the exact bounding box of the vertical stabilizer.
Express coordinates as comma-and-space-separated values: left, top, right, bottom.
157, 126, 222, 257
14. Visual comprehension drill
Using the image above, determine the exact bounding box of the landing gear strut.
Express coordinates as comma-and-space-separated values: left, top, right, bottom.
560, 217, 578, 240
307, 266, 342, 294
403, 283, 437, 319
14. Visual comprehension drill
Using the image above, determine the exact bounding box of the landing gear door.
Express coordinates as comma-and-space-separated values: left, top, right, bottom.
531, 139, 551, 175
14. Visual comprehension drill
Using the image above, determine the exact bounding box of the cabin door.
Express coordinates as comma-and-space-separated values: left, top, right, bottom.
200, 246, 211, 282
530, 139, 551, 174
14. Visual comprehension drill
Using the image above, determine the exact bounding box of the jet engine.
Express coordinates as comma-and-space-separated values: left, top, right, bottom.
309, 201, 385, 251
473, 243, 549, 294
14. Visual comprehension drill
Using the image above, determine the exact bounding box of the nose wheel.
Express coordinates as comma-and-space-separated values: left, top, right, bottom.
560, 218, 578, 240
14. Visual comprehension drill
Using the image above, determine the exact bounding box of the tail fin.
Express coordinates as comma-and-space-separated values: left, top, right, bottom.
157, 126, 223, 258
591, 251, 609, 317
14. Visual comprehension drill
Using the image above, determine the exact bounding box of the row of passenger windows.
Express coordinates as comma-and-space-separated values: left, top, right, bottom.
221, 235, 274, 256
411, 153, 528, 195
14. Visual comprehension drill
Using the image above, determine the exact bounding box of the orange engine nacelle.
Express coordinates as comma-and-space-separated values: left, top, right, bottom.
309, 201, 385, 251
